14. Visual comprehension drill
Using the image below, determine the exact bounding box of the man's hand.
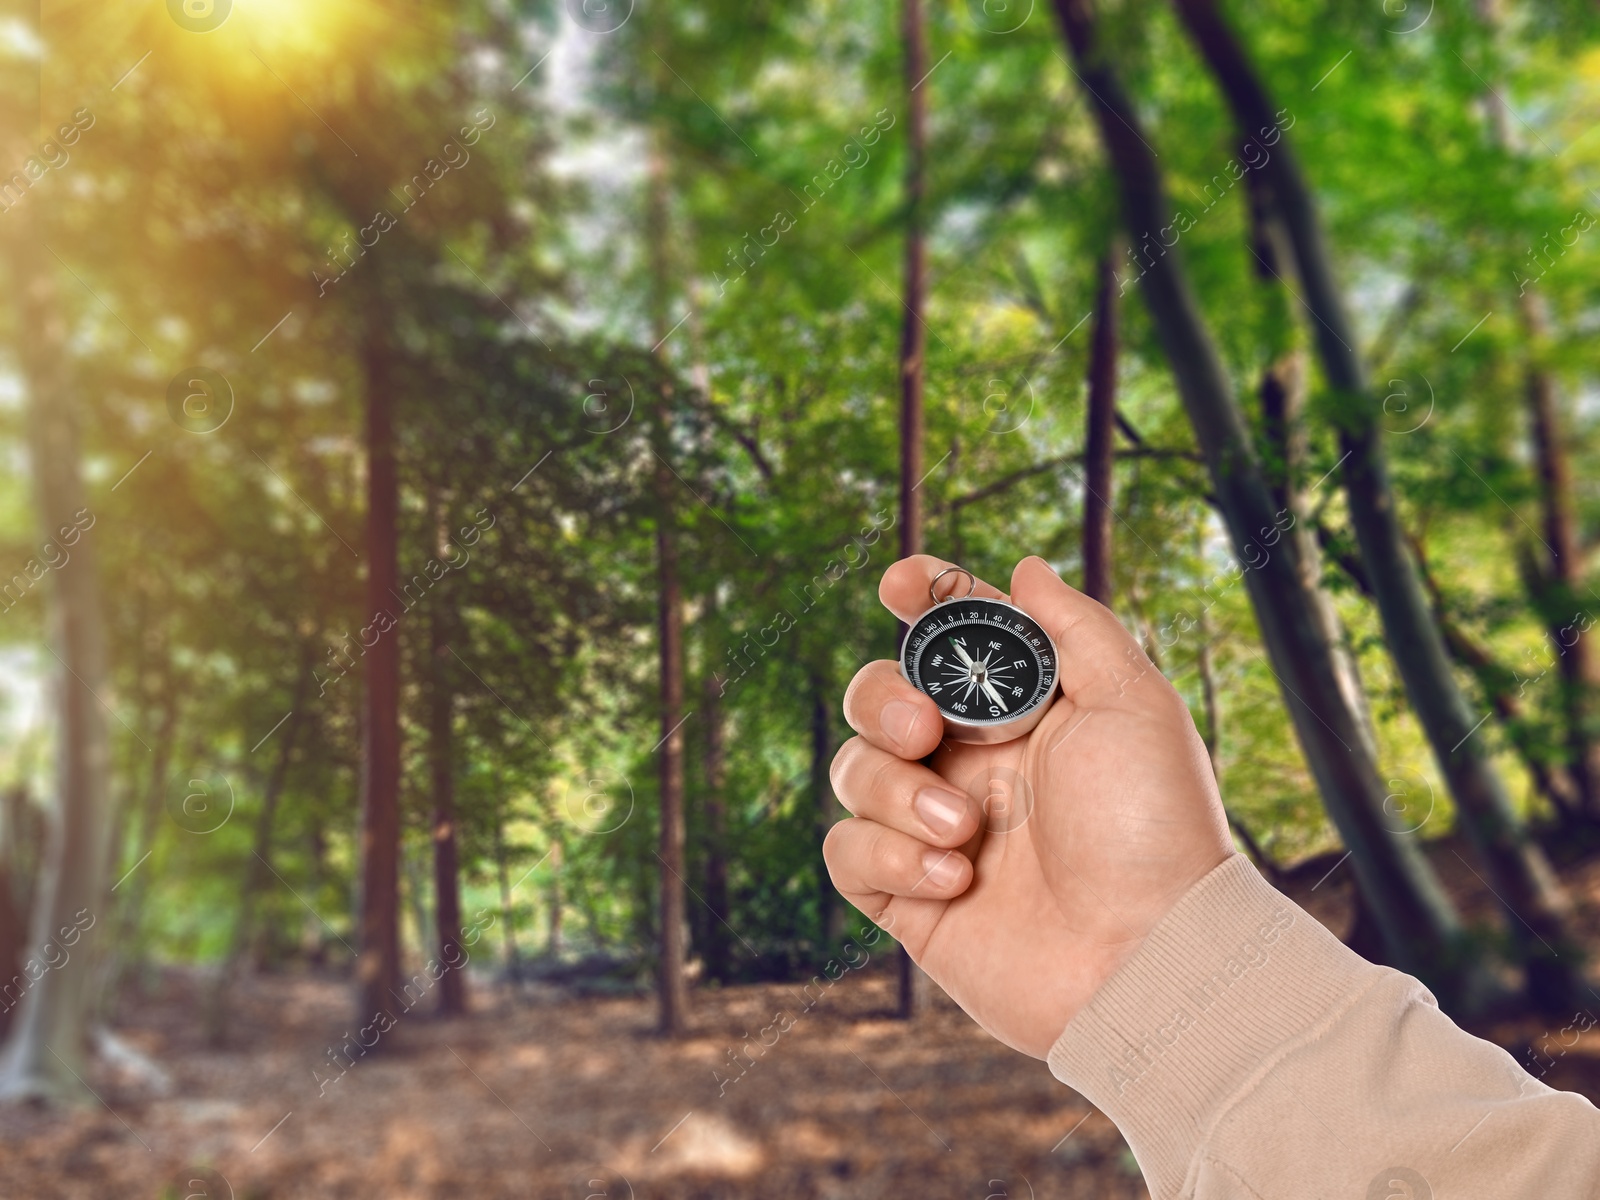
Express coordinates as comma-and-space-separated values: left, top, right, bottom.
825, 555, 1233, 1059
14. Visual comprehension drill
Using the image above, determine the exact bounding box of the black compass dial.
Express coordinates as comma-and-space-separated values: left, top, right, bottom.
903, 598, 1057, 727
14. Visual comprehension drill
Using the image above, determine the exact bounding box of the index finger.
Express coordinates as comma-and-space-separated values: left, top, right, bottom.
882, 553, 1153, 704
879, 554, 1009, 623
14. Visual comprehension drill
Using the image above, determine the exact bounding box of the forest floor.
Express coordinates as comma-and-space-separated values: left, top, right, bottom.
3, 838, 1600, 1200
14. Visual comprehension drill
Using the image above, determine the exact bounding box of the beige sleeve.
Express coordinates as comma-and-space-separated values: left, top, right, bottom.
1046, 854, 1600, 1199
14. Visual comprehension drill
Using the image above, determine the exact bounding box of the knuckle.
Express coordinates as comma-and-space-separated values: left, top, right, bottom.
829, 736, 866, 800
842, 664, 890, 731
821, 820, 852, 869
865, 828, 909, 882
865, 752, 901, 808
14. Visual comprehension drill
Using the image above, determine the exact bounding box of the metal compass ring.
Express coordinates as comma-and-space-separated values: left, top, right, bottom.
929, 566, 977, 605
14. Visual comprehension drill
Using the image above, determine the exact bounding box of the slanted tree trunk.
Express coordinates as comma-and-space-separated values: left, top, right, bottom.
1427, 541, 1585, 826
1082, 247, 1120, 605
1051, 0, 1490, 1010
357, 332, 403, 1025
648, 136, 690, 1037
429, 572, 465, 1017
1324, 521, 1586, 825
1246, 166, 1378, 760
1171, 0, 1585, 1008
0, 232, 113, 1102
895, 0, 931, 1024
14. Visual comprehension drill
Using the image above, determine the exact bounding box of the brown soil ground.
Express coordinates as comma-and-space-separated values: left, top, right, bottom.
2, 838, 1599, 1200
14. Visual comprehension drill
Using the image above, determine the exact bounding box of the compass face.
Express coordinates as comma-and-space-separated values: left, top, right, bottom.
902, 597, 1057, 733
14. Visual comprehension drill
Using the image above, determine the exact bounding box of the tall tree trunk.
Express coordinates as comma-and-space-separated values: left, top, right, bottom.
1050, 0, 1491, 1010
429, 569, 465, 1017
895, 0, 930, 1023
1171, 0, 1585, 1008
1082, 247, 1120, 605
357, 334, 403, 1025
0, 232, 113, 1102
702, 659, 730, 983
648, 137, 690, 1037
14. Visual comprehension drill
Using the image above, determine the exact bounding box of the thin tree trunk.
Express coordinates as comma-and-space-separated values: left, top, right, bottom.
702, 659, 730, 983
203, 659, 312, 1044
1197, 596, 1281, 882
1051, 0, 1489, 1010
492, 810, 521, 983
103, 688, 179, 1005
0, 787, 29, 1043
648, 136, 690, 1038
1171, 0, 1585, 1008
405, 849, 432, 974
895, 0, 930, 1024
812, 682, 845, 947
1420, 540, 1584, 825
0, 231, 113, 1102
545, 839, 565, 956
1322, 522, 1586, 824
1082, 247, 1120, 605
429, 567, 465, 1016
1521, 277, 1600, 820
654, 494, 689, 1034
1472, 0, 1599, 826
305, 820, 329, 967
357, 333, 403, 1025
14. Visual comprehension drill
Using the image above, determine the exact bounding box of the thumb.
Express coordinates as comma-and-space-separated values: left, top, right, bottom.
1009, 557, 1148, 702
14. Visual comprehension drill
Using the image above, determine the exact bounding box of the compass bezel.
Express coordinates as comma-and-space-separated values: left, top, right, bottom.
899, 596, 1060, 744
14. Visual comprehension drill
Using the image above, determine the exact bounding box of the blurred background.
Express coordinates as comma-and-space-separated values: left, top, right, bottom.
2, 0, 1600, 1196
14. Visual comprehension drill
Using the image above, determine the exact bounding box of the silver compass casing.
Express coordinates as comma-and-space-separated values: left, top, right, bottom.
899, 593, 1061, 745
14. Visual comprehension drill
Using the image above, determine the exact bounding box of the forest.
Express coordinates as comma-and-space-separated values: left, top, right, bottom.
2, 0, 1600, 1196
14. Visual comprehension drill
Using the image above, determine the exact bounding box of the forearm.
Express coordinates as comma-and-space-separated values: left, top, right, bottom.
1047, 855, 1600, 1199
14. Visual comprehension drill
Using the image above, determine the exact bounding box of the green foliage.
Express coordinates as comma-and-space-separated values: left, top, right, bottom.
2, 0, 1597, 989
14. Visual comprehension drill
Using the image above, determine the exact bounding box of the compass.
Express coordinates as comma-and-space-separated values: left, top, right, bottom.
900, 566, 1060, 745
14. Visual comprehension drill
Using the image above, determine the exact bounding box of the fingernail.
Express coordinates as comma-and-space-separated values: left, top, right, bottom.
920, 850, 963, 891
881, 700, 920, 749
913, 786, 968, 837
